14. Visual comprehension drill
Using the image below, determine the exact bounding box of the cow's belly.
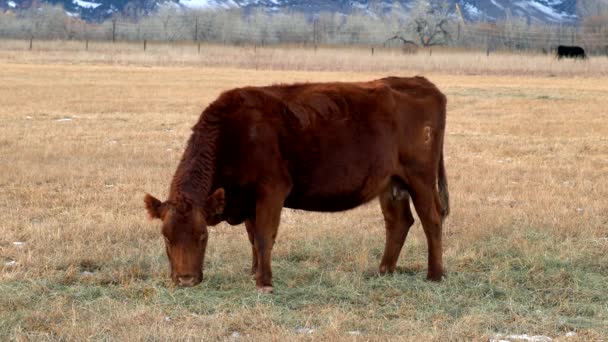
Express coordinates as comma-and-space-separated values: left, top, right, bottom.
282, 138, 396, 211
284, 190, 379, 212
283, 159, 393, 212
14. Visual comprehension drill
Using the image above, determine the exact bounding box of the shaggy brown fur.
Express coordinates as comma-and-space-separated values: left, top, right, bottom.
144, 75, 450, 292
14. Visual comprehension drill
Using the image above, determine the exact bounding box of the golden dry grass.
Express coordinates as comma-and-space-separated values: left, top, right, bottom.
0, 45, 607, 341
1, 39, 608, 77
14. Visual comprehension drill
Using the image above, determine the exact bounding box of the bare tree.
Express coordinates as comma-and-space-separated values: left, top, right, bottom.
407, 0, 454, 46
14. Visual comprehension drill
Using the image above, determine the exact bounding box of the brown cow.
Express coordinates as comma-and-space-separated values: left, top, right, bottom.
144, 76, 450, 293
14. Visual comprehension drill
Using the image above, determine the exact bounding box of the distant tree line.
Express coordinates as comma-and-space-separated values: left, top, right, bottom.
1, 0, 608, 54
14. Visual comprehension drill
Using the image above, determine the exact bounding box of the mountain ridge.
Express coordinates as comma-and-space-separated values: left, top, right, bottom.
0, 0, 579, 24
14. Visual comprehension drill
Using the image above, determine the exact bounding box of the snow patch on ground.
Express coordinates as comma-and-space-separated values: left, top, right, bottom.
491, 334, 552, 342
295, 328, 314, 334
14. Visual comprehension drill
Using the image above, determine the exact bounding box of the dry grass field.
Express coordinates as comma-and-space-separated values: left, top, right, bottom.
2, 39, 608, 77
1, 42, 607, 341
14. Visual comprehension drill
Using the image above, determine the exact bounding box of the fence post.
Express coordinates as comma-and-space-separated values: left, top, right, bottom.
86, 39, 88, 51
112, 19, 116, 43
29, 36, 33, 50
194, 17, 199, 42
313, 18, 319, 51
198, 42, 201, 54
571, 29, 574, 44
144, 40, 147, 51
371, 47, 374, 55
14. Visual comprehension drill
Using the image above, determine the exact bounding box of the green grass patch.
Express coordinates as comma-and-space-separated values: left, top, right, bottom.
2, 228, 606, 340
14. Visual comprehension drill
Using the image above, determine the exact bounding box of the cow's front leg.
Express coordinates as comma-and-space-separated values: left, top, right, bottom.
251, 183, 289, 294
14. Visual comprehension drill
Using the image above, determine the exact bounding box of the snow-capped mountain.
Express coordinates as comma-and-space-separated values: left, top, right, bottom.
460, 0, 577, 23
0, 0, 579, 24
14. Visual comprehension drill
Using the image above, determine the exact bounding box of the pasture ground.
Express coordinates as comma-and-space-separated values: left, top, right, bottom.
0, 42, 607, 341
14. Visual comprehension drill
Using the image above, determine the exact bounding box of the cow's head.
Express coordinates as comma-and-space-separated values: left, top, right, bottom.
143, 189, 225, 287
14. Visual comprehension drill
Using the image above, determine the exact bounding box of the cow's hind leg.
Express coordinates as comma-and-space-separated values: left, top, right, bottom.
409, 175, 445, 281
379, 179, 415, 274
245, 219, 258, 275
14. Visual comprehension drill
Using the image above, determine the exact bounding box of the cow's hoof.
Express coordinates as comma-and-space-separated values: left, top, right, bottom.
426, 272, 445, 282
257, 286, 273, 294
378, 265, 395, 275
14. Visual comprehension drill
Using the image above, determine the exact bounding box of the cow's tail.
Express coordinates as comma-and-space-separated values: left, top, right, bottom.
438, 149, 450, 221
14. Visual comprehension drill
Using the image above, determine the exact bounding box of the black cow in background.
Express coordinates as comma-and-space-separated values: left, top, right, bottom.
556, 45, 587, 60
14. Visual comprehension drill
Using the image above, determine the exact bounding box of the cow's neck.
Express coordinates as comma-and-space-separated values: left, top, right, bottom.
169, 118, 220, 211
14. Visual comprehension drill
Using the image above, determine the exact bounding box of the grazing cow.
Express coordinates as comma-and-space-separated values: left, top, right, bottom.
144, 76, 450, 293
556, 45, 587, 59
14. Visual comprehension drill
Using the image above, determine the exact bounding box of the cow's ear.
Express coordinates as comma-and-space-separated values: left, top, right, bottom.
204, 188, 225, 217
144, 193, 164, 220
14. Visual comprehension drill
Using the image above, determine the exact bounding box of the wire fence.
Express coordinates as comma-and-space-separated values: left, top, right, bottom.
1, 11, 608, 54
